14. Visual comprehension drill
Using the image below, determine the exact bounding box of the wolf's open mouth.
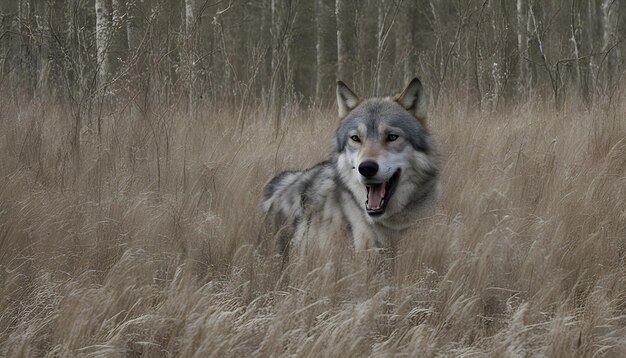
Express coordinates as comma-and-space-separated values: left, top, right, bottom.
365, 169, 401, 216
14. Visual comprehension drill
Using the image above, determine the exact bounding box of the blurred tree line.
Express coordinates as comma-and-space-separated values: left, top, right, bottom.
0, 0, 624, 115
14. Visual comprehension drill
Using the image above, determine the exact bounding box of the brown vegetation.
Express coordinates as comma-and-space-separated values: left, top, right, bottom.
1, 93, 625, 356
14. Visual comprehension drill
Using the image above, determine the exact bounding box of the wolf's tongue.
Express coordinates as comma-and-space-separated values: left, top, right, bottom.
366, 183, 386, 210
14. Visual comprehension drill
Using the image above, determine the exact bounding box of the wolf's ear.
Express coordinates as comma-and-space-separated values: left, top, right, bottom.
337, 81, 360, 119
395, 77, 428, 126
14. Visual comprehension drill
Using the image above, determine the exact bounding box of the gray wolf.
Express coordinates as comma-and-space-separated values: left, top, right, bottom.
262, 78, 440, 252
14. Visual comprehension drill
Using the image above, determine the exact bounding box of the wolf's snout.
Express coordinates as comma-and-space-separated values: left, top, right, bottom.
358, 161, 379, 178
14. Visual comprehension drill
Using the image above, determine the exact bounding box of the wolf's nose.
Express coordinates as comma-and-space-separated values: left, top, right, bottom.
358, 161, 379, 178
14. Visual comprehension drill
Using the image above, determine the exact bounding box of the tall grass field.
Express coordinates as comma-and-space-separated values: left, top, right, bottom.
1, 95, 625, 356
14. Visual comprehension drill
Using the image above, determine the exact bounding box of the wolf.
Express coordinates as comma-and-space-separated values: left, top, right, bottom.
262, 78, 440, 252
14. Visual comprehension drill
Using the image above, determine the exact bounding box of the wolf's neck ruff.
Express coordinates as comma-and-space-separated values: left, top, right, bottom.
263, 77, 440, 251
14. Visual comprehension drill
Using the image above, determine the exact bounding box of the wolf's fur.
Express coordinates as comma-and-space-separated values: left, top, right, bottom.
263, 78, 440, 251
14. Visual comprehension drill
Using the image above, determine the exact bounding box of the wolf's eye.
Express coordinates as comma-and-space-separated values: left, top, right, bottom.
387, 134, 399, 142
350, 135, 361, 143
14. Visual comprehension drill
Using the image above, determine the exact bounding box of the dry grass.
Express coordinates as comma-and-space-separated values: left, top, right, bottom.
0, 94, 625, 357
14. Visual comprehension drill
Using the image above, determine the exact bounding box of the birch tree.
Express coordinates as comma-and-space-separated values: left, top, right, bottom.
185, 0, 195, 113
516, 0, 528, 95
126, 0, 150, 118
270, 0, 285, 107
374, 0, 386, 95
601, 0, 619, 91
336, 0, 355, 85
109, 0, 128, 77
526, 1, 539, 94
397, 1, 416, 83
315, 0, 326, 100
95, 0, 110, 84
0, 1, 19, 79
0, 0, 624, 112
498, 0, 516, 105
467, 2, 484, 112
570, 0, 588, 105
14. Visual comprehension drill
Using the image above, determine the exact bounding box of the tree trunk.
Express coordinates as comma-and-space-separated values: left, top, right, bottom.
400, 1, 416, 83
526, 2, 539, 96
579, 1, 596, 105
196, 0, 216, 103
315, 0, 325, 100
336, 0, 354, 85
260, 0, 271, 100
95, 0, 110, 85
27, 0, 47, 93
16, 1, 35, 93
126, 0, 148, 118
374, 0, 385, 95
498, 0, 516, 107
271, 0, 285, 108
570, 0, 589, 106
185, 0, 195, 114
165, 0, 183, 102
0, 1, 19, 81
601, 0, 618, 91
109, 0, 128, 78
619, 0, 626, 75
516, 0, 528, 97
467, 3, 483, 113
271, 0, 284, 75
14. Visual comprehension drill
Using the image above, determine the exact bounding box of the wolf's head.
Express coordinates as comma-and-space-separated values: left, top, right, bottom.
334, 78, 439, 225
